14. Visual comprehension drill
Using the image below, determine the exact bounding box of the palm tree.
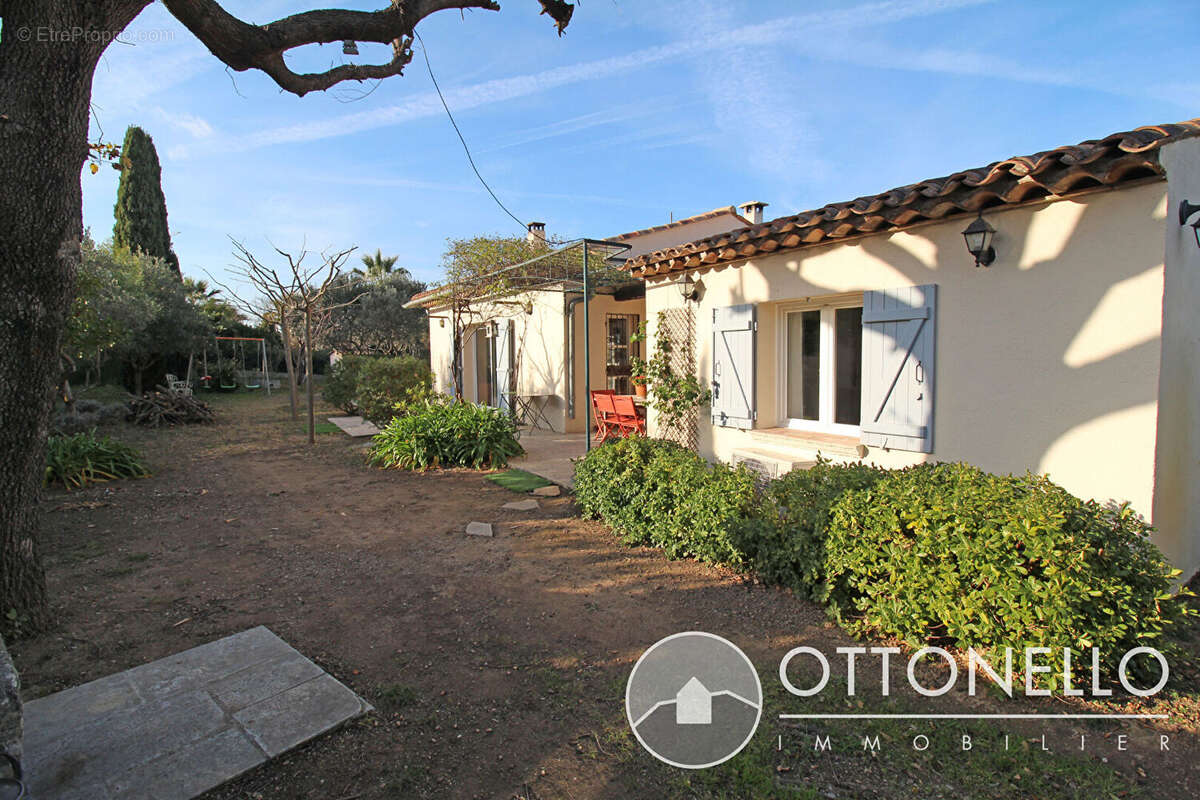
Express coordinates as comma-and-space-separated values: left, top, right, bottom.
354, 249, 400, 280
183, 277, 220, 300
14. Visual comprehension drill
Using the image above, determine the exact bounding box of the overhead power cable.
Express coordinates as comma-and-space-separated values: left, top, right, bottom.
415, 31, 527, 232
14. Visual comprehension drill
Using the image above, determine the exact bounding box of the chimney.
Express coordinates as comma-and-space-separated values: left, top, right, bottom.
526, 221, 546, 245
738, 201, 768, 225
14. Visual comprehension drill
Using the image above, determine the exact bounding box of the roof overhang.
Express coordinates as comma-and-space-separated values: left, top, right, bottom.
625, 118, 1200, 279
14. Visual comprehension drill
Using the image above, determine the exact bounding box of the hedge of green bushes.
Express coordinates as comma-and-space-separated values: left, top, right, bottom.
323, 355, 431, 424
573, 436, 758, 564
574, 444, 1191, 676
822, 463, 1185, 673
367, 396, 523, 470
729, 457, 885, 599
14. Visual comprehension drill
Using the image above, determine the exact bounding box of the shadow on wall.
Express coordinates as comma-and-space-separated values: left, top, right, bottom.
693, 185, 1165, 509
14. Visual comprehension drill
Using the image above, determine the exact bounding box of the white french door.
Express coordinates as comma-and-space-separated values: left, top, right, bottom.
780, 300, 863, 435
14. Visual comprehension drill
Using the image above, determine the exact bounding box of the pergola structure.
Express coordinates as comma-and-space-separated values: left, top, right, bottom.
407, 237, 635, 451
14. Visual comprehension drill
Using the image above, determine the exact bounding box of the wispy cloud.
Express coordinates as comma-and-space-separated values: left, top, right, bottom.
90, 4, 209, 112
173, 0, 994, 158
295, 171, 649, 209
156, 109, 215, 139
477, 99, 701, 154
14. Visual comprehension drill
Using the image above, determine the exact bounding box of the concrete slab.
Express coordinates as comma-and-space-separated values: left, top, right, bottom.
233, 673, 369, 758
327, 415, 381, 437
465, 521, 494, 537
24, 626, 371, 800
206, 650, 324, 712
107, 727, 263, 800
510, 430, 585, 488
502, 499, 540, 511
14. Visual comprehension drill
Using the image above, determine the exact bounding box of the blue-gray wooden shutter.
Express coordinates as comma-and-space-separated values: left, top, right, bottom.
711, 304, 756, 429
495, 319, 514, 412
860, 285, 936, 453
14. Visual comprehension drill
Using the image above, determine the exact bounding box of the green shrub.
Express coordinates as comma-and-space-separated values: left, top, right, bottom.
573, 436, 758, 565
323, 355, 431, 423
729, 457, 884, 598
45, 429, 149, 489
367, 398, 523, 470
823, 462, 1190, 681
323, 356, 366, 413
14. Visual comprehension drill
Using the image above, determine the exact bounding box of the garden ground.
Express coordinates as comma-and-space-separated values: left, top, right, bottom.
11, 391, 1200, 799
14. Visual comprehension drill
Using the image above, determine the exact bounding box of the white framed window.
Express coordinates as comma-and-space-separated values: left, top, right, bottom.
777, 296, 863, 435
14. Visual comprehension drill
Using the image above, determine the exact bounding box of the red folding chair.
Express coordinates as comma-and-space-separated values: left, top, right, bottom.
612, 395, 647, 436
592, 391, 620, 444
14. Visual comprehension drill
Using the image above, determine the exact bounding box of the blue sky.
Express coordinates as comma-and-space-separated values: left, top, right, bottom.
82, 0, 1199, 291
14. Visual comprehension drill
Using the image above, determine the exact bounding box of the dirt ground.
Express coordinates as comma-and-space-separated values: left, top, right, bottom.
11, 391, 1200, 799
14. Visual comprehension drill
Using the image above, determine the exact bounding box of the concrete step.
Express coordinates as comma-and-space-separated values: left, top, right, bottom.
747, 428, 863, 459
730, 447, 817, 480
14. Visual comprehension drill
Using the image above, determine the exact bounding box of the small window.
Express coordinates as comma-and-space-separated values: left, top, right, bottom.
784, 303, 863, 431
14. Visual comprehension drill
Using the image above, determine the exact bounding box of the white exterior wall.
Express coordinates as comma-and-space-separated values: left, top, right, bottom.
647, 182, 1172, 557
424, 289, 644, 434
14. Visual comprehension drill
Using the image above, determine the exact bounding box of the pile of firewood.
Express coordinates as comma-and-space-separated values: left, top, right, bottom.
126, 389, 216, 427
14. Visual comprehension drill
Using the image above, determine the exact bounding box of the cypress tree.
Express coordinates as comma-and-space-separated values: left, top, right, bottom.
113, 125, 180, 276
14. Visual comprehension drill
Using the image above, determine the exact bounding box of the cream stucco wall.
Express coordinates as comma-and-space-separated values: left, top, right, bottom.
1154, 138, 1200, 580
424, 289, 644, 434
647, 181, 1170, 548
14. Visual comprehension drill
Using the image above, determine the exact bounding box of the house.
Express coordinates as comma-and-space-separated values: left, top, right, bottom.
620, 119, 1200, 580
411, 206, 753, 435
675, 676, 712, 725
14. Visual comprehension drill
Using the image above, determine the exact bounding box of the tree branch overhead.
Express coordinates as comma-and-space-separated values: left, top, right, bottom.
161, 0, 573, 96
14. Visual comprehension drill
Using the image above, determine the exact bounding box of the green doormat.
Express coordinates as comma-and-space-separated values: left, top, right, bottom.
487, 469, 553, 492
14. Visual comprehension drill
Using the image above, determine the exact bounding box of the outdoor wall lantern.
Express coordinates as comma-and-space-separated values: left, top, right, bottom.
342, 40, 359, 55
676, 273, 698, 301
961, 212, 996, 268
1178, 200, 1200, 250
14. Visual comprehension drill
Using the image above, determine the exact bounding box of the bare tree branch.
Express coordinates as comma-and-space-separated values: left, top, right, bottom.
161, 0, 573, 96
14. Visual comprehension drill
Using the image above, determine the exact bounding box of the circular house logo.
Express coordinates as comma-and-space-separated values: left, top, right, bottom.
625, 631, 763, 769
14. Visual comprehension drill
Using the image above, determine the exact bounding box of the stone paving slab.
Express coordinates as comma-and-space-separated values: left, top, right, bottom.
465, 521, 495, 537
24, 626, 371, 800
327, 415, 381, 437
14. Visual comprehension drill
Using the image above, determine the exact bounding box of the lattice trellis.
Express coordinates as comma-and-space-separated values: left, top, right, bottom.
654, 305, 700, 450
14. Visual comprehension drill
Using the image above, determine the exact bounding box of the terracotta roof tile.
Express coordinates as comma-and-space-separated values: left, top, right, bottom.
625, 119, 1200, 278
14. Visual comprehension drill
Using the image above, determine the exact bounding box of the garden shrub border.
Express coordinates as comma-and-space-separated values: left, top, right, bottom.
323, 354, 431, 424
574, 436, 759, 565
574, 443, 1192, 683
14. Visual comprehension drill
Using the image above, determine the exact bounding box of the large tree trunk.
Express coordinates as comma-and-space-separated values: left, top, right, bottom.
0, 0, 150, 634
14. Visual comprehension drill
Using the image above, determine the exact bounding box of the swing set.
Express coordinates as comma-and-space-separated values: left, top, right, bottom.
201, 336, 272, 394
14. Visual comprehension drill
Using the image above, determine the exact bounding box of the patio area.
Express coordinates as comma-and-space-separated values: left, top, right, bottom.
512, 428, 587, 488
